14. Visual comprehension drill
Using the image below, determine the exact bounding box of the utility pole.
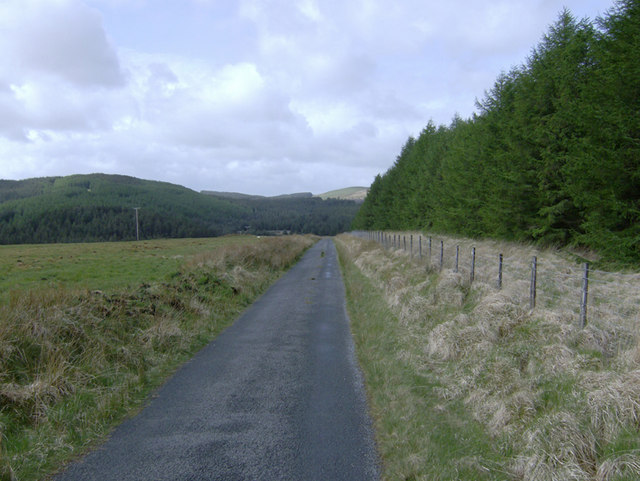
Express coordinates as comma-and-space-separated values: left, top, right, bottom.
134, 207, 140, 241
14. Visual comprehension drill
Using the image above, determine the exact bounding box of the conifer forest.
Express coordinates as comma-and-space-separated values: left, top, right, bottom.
353, 1, 639, 264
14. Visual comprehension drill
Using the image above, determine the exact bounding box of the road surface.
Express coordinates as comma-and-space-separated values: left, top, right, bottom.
54, 238, 380, 480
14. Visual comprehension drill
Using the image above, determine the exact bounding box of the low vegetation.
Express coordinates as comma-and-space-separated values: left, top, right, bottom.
0, 235, 315, 481
337, 233, 640, 480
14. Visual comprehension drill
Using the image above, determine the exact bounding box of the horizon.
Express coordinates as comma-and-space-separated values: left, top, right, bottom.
0, 171, 368, 198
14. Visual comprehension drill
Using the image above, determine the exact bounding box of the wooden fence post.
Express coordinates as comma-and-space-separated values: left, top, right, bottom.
497, 254, 503, 289
410, 235, 413, 259
419, 236, 422, 258
439, 240, 444, 271
580, 263, 589, 328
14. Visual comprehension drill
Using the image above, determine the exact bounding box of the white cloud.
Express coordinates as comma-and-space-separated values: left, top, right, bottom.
0, 0, 615, 195
0, 0, 124, 87
0, 0, 127, 140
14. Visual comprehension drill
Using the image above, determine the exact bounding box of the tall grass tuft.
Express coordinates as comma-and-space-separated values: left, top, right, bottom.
0, 235, 314, 480
337, 233, 640, 480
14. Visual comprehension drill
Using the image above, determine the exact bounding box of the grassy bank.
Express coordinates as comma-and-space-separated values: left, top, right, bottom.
336, 233, 640, 481
0, 235, 315, 480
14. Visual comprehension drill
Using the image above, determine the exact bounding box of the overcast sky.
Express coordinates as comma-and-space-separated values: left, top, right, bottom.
0, 0, 614, 196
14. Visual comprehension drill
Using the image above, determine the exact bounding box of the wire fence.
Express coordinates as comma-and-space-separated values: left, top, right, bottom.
351, 231, 640, 334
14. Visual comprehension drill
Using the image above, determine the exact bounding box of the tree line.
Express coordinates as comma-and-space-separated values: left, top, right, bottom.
226, 196, 360, 236
353, 0, 639, 264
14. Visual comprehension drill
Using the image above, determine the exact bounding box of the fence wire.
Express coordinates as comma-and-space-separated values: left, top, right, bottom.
352, 231, 640, 336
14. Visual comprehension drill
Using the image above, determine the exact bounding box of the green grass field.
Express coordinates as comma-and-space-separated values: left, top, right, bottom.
0, 237, 257, 298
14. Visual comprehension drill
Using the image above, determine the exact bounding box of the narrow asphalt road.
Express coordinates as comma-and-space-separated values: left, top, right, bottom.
54, 238, 380, 481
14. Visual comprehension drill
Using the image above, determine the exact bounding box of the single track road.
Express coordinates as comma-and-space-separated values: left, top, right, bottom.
54, 237, 380, 481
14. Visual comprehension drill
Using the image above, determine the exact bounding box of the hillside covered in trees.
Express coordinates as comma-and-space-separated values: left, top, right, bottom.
0, 174, 359, 244
353, 0, 639, 263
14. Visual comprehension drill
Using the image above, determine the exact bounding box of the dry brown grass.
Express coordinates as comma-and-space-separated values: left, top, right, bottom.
339, 232, 640, 480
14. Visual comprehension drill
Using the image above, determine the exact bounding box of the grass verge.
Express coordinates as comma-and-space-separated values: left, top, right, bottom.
336, 233, 640, 481
0, 235, 315, 481
336, 237, 509, 480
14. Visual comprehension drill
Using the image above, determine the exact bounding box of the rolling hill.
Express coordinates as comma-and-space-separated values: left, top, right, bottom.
0, 174, 360, 244
318, 187, 368, 202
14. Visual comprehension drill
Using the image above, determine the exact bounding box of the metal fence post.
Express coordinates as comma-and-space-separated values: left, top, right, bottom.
439, 240, 444, 271
497, 254, 503, 289
470, 247, 476, 283
580, 263, 589, 328
455, 246, 459, 273
530, 256, 537, 310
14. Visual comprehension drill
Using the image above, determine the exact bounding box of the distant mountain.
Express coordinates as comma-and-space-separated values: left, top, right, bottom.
200, 191, 265, 200
270, 192, 314, 200
318, 187, 368, 202
0, 174, 361, 244
201, 191, 314, 200
202, 187, 368, 202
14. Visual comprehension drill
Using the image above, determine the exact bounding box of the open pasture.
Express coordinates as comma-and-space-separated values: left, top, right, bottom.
0, 236, 257, 298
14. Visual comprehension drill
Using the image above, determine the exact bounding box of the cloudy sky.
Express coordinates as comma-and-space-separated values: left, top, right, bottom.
0, 0, 614, 196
